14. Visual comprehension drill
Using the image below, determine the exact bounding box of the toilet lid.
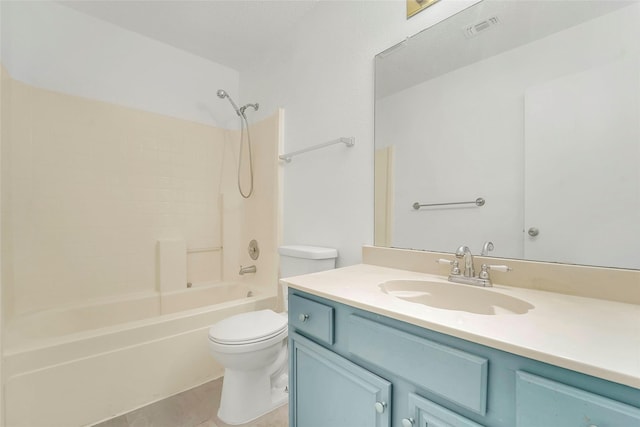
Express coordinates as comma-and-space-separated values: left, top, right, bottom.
208, 309, 287, 344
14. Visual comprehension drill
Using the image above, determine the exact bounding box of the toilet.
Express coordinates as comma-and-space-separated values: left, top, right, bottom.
208, 245, 338, 425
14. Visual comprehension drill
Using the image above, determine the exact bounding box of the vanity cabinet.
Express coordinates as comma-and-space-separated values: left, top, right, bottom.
288, 289, 640, 427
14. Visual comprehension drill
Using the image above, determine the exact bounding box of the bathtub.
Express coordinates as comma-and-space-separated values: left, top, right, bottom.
3, 282, 277, 427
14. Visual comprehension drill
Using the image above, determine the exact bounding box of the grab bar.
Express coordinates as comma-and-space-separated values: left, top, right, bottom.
413, 197, 485, 210
279, 137, 355, 163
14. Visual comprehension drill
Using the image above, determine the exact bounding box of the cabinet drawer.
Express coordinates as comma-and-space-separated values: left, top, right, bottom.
516, 371, 640, 427
289, 293, 334, 345
348, 315, 488, 415
407, 393, 485, 427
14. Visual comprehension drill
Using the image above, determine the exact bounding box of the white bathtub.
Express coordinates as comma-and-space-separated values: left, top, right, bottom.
3, 282, 277, 427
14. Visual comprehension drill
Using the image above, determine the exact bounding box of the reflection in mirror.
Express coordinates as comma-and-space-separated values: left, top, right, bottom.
375, 0, 639, 270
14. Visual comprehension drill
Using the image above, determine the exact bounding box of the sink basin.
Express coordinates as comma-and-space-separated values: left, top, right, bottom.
380, 280, 534, 315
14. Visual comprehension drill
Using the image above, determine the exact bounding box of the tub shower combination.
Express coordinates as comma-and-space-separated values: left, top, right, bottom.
2, 90, 274, 427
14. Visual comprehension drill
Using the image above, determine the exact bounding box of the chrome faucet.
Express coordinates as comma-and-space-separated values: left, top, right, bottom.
239, 265, 257, 275
455, 245, 475, 278
445, 244, 512, 287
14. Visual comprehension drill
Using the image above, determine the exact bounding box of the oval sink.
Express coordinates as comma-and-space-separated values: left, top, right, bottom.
380, 280, 534, 315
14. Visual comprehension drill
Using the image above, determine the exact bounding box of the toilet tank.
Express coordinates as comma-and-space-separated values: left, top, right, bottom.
279, 245, 337, 311
278, 245, 338, 278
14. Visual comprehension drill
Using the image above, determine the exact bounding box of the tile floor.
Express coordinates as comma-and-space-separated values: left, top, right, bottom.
93, 378, 288, 427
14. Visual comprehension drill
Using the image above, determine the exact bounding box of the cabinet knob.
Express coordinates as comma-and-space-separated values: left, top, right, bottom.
374, 401, 387, 414
401, 418, 415, 427
298, 313, 309, 322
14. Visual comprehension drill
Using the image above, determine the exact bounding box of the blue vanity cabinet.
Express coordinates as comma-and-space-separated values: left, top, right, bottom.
288, 289, 640, 427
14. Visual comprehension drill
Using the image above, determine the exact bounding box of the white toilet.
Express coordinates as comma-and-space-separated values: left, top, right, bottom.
208, 245, 338, 425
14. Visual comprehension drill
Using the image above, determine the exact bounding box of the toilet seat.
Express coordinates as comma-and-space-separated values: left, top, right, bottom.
208, 309, 287, 346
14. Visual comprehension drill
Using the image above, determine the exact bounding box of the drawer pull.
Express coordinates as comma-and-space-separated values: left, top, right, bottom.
374, 401, 387, 414
298, 313, 310, 322
401, 418, 415, 427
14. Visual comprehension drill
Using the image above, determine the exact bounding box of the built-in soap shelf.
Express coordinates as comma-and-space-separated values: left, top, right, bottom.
157, 240, 222, 292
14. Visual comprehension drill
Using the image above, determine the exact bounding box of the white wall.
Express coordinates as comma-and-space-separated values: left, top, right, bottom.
242, 0, 480, 267
0, 1, 239, 128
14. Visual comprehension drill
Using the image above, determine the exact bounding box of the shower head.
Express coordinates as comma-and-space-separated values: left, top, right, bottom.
217, 88, 241, 116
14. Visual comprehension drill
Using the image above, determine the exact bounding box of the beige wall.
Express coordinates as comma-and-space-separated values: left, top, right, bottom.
1, 71, 281, 321
1, 64, 7, 427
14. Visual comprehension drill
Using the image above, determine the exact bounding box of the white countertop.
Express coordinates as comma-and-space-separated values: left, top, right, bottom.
282, 264, 640, 389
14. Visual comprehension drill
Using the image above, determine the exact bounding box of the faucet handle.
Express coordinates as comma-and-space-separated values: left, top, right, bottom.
436, 258, 461, 276
486, 264, 512, 272
479, 264, 512, 280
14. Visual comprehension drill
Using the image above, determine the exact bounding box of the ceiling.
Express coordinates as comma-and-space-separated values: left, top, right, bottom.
59, 0, 320, 72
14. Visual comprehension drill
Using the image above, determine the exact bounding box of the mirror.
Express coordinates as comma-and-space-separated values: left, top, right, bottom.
375, 0, 640, 270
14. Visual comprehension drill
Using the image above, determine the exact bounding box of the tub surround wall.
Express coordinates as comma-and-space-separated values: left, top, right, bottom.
1, 69, 282, 317
2, 74, 223, 317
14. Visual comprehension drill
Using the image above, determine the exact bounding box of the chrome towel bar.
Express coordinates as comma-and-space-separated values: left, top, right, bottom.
279, 137, 355, 163
413, 197, 485, 210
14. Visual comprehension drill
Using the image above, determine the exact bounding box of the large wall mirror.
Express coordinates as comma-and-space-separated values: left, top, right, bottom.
375, 0, 639, 270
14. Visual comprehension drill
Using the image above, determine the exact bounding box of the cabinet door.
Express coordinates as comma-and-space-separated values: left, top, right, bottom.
516, 371, 640, 427
290, 332, 391, 427
406, 393, 485, 427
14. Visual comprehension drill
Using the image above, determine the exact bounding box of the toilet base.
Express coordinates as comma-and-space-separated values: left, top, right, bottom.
217, 369, 289, 425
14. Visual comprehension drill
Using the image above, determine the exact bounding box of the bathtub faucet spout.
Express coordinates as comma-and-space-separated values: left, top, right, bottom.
239, 265, 257, 275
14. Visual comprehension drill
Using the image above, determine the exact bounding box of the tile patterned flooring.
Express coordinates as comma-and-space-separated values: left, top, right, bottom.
93, 378, 288, 427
